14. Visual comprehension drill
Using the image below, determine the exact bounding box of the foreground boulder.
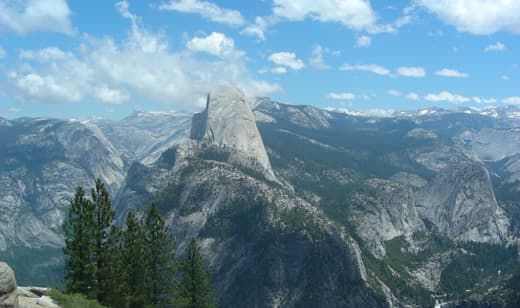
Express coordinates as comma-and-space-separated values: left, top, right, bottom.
0, 262, 59, 308
0, 263, 16, 296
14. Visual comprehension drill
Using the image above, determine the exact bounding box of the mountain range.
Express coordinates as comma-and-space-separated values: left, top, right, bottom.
1, 86, 520, 307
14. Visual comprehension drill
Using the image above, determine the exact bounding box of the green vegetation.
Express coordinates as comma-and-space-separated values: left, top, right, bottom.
200, 197, 265, 241
62, 180, 217, 307
440, 242, 520, 299
178, 238, 217, 308
49, 289, 106, 308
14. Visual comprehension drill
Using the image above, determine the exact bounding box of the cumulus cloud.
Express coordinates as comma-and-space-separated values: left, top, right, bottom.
485, 42, 506, 52
328, 92, 356, 100
435, 68, 469, 78
9, 72, 82, 103
397, 66, 426, 77
405, 92, 420, 100
241, 16, 275, 41
388, 89, 401, 97
355, 35, 372, 47
94, 85, 130, 104
340, 63, 391, 76
19, 47, 72, 62
268, 52, 304, 70
424, 91, 470, 103
0, 0, 74, 35
272, 0, 377, 31
186, 32, 243, 58
5, 1, 280, 107
309, 45, 331, 70
158, 0, 244, 26
388, 89, 419, 100
270, 67, 287, 74
416, 0, 520, 35
503, 97, 520, 105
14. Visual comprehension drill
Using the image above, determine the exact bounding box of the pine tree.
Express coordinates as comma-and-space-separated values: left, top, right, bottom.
91, 178, 116, 304
178, 238, 217, 308
121, 211, 147, 308
144, 203, 178, 307
62, 186, 96, 296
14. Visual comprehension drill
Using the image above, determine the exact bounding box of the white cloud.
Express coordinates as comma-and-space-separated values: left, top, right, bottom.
435, 68, 468, 78
8, 107, 22, 113
503, 97, 520, 105
309, 45, 330, 70
94, 85, 130, 104
340, 63, 391, 76
424, 91, 470, 103
416, 0, 520, 35
405, 92, 420, 100
482, 98, 497, 104
355, 35, 371, 47
186, 32, 243, 58
388, 89, 419, 100
485, 42, 506, 52
19, 47, 72, 62
6, 2, 280, 106
0, 0, 73, 35
388, 89, 401, 97
502, 75, 510, 80
268, 52, 304, 70
9, 72, 83, 103
158, 0, 244, 26
243, 1, 408, 41
241, 16, 273, 41
270, 67, 287, 74
328, 92, 355, 100
272, 0, 377, 31
397, 66, 426, 78
0, 46, 5, 59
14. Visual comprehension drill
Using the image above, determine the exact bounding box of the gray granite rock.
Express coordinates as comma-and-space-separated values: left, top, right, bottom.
0, 263, 16, 296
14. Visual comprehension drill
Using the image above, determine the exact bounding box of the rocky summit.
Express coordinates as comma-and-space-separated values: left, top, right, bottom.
190, 86, 276, 179
2, 90, 520, 307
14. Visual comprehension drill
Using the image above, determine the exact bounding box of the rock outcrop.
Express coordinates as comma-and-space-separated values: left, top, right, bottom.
190, 86, 275, 178
0, 263, 59, 308
0, 263, 16, 296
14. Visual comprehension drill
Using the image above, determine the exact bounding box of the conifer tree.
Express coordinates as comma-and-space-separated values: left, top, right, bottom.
91, 178, 116, 304
62, 186, 96, 296
144, 203, 178, 307
121, 211, 147, 308
178, 238, 217, 308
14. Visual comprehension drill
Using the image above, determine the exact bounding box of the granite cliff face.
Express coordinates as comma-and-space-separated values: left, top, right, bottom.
2, 92, 520, 306
0, 118, 126, 251
190, 86, 275, 179
114, 87, 385, 307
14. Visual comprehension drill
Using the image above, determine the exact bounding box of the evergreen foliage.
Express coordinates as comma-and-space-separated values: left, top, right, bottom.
120, 211, 147, 308
62, 186, 96, 296
144, 203, 177, 307
62, 180, 217, 308
91, 179, 116, 304
178, 238, 217, 308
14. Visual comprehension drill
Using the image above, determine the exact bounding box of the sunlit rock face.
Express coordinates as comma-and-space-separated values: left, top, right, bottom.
190, 86, 275, 178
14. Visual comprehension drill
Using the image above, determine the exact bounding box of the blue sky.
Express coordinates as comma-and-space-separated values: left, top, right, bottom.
0, 0, 519, 119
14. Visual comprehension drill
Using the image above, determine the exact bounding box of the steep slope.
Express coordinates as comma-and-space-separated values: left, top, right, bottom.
190, 86, 275, 179
254, 100, 517, 305
0, 118, 126, 251
115, 88, 386, 307
91, 110, 191, 165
